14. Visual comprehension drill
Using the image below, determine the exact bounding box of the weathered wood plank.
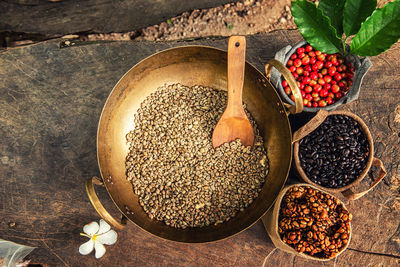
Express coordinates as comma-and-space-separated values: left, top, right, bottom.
0, 0, 236, 35
0, 31, 399, 266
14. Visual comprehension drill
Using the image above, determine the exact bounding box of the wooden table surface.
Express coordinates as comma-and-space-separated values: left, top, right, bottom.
0, 31, 399, 266
0, 0, 235, 35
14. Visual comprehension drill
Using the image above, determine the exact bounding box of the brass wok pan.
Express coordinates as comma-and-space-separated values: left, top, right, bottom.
86, 45, 303, 243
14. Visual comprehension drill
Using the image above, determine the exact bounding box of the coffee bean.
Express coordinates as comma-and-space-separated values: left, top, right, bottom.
279, 186, 352, 259
299, 115, 369, 188
126, 84, 269, 228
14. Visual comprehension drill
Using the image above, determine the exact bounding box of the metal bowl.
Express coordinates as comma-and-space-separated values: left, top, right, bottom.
86, 45, 302, 242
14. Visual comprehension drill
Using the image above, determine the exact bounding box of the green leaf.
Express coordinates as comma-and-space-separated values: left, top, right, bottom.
291, 0, 342, 54
318, 0, 346, 37
343, 0, 376, 36
351, 0, 400, 56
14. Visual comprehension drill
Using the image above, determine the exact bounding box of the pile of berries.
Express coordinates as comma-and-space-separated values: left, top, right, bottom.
283, 44, 355, 108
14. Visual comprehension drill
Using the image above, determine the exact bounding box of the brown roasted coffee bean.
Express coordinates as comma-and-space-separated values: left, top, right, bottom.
294, 191, 304, 198
313, 231, 318, 240
319, 233, 325, 240
289, 232, 297, 241
307, 231, 313, 239
325, 237, 330, 247
320, 209, 328, 219
278, 185, 352, 259
311, 248, 318, 255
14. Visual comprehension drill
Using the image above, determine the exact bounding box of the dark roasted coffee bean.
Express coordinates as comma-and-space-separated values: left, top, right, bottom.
298, 115, 369, 188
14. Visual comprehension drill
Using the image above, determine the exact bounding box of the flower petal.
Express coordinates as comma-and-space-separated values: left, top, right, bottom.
79, 239, 94, 255
83, 221, 99, 236
97, 219, 111, 235
96, 230, 117, 245
94, 241, 106, 259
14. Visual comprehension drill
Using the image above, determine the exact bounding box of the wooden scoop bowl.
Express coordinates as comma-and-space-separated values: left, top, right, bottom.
212, 36, 255, 148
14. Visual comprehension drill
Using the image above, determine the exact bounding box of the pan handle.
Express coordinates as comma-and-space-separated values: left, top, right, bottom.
86, 176, 127, 230
265, 59, 303, 114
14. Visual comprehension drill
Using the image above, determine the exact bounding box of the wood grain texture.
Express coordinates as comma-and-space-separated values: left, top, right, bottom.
212, 36, 254, 148
0, 30, 399, 266
0, 0, 235, 35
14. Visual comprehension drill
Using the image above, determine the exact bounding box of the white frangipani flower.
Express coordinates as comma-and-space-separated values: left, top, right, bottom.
79, 219, 117, 259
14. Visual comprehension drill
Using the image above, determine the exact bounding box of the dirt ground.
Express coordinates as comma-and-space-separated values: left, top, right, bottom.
78, 0, 393, 43
84, 0, 296, 42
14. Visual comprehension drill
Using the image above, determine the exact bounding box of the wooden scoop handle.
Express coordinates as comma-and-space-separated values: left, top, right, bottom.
226, 36, 246, 117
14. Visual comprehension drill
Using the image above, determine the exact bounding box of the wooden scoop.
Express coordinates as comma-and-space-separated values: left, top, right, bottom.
212, 36, 254, 148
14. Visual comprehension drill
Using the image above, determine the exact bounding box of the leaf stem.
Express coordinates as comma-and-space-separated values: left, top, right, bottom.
343, 36, 349, 56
